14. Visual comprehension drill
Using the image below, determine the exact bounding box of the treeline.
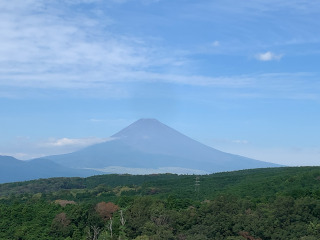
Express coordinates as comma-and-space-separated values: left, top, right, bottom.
1, 167, 320, 239
0, 174, 180, 197
2, 167, 320, 202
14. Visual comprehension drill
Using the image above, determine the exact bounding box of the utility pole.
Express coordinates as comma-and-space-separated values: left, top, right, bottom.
195, 176, 200, 199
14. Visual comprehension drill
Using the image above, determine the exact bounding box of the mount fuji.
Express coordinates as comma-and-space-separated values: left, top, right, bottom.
38, 119, 281, 174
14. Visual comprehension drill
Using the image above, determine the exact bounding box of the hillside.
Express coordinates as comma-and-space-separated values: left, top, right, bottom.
1, 167, 320, 239
1, 166, 320, 201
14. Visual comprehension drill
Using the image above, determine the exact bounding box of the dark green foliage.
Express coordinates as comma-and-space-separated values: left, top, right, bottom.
1, 167, 320, 239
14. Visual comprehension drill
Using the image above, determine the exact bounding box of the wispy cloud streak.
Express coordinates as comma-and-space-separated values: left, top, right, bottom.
0, 136, 112, 160
0, 0, 319, 101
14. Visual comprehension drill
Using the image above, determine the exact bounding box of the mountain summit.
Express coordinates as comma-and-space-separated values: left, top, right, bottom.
112, 118, 166, 139
41, 119, 281, 174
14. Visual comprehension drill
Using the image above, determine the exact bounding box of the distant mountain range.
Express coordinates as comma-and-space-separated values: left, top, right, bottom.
0, 155, 98, 183
0, 119, 281, 183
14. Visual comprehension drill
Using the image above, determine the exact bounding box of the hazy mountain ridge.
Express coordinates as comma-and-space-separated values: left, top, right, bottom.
0, 155, 99, 183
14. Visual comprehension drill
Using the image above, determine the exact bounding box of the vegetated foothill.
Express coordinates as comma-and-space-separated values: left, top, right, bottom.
1, 166, 320, 239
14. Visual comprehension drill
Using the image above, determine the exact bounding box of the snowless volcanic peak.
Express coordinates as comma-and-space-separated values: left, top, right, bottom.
36, 118, 282, 174
112, 118, 170, 138
112, 118, 191, 143
110, 118, 195, 154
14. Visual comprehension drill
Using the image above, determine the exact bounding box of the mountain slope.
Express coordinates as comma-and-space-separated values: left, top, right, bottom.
42, 119, 281, 174
0, 155, 99, 183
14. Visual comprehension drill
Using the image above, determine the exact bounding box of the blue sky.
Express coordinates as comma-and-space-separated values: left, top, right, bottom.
0, 0, 320, 165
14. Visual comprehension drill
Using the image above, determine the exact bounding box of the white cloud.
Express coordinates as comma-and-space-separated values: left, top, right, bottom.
0, 0, 158, 91
0, 0, 319, 101
232, 140, 248, 144
41, 137, 113, 147
0, 0, 253, 94
212, 41, 220, 47
116, 71, 254, 87
255, 51, 283, 61
89, 118, 105, 123
0, 152, 40, 160
0, 136, 114, 160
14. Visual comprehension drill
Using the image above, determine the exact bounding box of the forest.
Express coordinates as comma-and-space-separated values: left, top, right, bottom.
1, 167, 320, 239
